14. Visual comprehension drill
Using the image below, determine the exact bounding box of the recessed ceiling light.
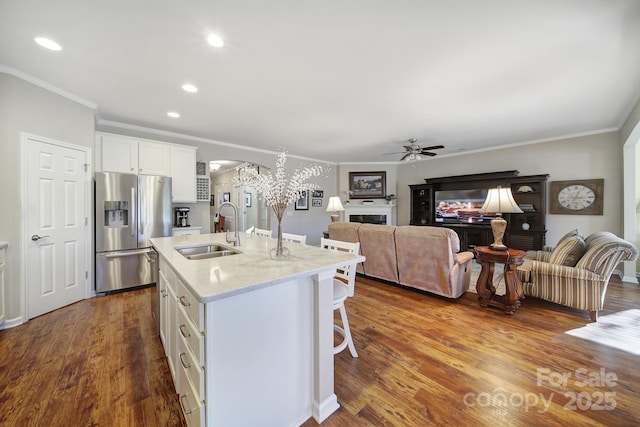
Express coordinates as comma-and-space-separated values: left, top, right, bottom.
167, 111, 180, 118
207, 33, 224, 48
182, 84, 198, 93
35, 37, 62, 51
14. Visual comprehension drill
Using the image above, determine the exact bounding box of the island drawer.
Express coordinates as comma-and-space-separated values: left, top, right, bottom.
177, 303, 205, 365
177, 279, 204, 331
178, 380, 205, 427
177, 332, 205, 400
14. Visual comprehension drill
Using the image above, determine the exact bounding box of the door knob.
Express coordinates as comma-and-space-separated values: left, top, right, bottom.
31, 234, 50, 241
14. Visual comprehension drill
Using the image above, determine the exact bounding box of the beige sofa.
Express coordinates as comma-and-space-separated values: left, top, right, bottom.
328, 222, 474, 298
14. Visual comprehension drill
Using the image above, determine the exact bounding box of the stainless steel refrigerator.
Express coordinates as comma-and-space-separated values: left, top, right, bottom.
95, 172, 172, 293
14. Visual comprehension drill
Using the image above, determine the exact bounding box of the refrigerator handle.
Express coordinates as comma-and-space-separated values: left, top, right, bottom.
104, 249, 154, 258
131, 187, 136, 236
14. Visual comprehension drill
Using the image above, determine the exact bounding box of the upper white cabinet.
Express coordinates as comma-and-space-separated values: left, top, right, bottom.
171, 145, 197, 203
97, 133, 170, 176
139, 140, 170, 176
96, 132, 197, 203
99, 134, 138, 174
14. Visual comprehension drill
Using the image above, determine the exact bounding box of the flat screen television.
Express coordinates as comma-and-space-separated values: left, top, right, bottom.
435, 189, 495, 225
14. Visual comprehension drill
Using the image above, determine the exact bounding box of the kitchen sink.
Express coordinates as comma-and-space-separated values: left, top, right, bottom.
175, 244, 241, 260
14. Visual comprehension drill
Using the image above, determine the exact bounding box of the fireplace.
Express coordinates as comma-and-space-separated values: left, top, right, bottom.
349, 214, 387, 225
343, 204, 396, 226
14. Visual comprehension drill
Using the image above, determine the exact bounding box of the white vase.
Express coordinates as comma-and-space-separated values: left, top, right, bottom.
522, 223, 530, 230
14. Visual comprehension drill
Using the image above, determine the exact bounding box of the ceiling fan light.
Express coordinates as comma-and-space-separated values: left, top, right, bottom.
415, 154, 422, 160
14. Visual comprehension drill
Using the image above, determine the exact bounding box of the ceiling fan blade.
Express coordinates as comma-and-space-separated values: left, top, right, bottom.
399, 153, 411, 161
421, 151, 438, 157
383, 151, 406, 155
402, 145, 415, 151
420, 145, 445, 151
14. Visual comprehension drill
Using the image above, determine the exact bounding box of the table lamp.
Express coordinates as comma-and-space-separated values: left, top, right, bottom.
326, 196, 345, 222
479, 186, 523, 251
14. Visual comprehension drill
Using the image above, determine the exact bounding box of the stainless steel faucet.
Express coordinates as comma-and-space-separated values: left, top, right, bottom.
219, 202, 240, 246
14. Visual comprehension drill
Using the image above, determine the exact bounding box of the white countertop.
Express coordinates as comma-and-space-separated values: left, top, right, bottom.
151, 233, 364, 304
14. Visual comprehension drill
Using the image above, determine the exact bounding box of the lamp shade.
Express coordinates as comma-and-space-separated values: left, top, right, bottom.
326, 196, 344, 222
479, 186, 523, 214
479, 186, 522, 251
325, 196, 344, 213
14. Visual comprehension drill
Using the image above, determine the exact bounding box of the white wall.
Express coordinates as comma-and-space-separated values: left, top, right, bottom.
0, 72, 95, 323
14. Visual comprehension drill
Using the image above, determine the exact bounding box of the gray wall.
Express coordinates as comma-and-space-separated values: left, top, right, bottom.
0, 72, 95, 323
396, 131, 623, 247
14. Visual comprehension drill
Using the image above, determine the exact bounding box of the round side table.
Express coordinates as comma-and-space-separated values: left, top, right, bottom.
474, 246, 526, 315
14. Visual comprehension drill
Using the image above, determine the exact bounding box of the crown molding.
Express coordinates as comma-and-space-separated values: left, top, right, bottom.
0, 65, 97, 109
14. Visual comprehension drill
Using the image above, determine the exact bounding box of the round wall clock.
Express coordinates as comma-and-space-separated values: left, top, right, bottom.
549, 179, 604, 215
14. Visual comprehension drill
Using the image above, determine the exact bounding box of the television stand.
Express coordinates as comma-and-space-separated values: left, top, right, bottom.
409, 171, 548, 251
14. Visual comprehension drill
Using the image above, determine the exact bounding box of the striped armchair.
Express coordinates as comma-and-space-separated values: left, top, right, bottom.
517, 231, 638, 321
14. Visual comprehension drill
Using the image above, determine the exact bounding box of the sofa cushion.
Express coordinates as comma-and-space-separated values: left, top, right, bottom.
357, 224, 398, 283
575, 235, 638, 275
558, 229, 581, 245
549, 234, 585, 266
395, 226, 471, 298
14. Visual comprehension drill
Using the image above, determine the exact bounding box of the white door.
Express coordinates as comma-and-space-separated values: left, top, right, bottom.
25, 136, 89, 319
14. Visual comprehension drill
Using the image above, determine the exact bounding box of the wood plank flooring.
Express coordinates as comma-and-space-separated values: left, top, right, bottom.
0, 286, 185, 427
0, 275, 638, 426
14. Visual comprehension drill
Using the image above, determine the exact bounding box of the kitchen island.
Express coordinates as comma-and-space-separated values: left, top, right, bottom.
151, 233, 365, 427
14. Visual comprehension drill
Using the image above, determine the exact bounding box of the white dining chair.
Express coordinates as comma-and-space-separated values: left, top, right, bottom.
320, 238, 360, 358
282, 232, 307, 245
254, 228, 272, 238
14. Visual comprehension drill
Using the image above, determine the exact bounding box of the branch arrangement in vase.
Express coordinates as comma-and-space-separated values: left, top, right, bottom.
233, 150, 327, 257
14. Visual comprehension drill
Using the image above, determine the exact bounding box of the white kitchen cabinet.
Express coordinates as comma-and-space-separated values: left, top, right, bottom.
159, 257, 205, 426
171, 145, 197, 203
172, 227, 202, 236
97, 132, 199, 202
97, 133, 171, 176
175, 270, 206, 427
138, 140, 170, 176
0, 244, 6, 325
99, 134, 138, 173
159, 256, 178, 382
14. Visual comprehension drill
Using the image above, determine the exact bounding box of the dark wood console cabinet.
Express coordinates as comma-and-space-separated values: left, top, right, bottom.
409, 170, 549, 251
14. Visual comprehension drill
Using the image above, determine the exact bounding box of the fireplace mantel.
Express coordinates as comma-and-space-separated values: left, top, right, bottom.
343, 203, 396, 225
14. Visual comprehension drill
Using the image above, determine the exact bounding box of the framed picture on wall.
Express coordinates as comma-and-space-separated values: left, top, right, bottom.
295, 191, 309, 210
312, 198, 322, 207
349, 171, 386, 198
223, 192, 231, 202
312, 190, 324, 198
245, 192, 252, 207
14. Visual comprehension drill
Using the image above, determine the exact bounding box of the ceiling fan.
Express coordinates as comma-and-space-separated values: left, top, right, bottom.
385, 138, 445, 161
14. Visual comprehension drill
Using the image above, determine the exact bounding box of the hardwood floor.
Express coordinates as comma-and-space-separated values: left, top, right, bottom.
0, 276, 638, 426
0, 286, 186, 427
